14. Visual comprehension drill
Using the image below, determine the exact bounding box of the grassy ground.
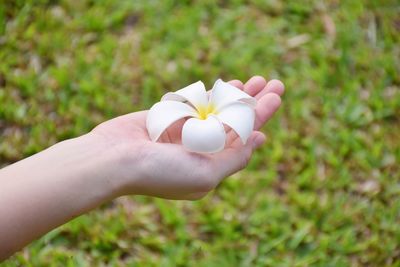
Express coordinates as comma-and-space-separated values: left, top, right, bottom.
1, 0, 399, 266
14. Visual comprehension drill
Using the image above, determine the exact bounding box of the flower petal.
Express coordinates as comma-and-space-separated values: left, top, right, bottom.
147, 100, 196, 141
210, 79, 256, 110
161, 81, 208, 110
182, 115, 226, 153
217, 102, 255, 144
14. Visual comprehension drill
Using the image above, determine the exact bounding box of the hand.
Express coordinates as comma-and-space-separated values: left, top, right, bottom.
91, 76, 284, 200
0, 76, 283, 258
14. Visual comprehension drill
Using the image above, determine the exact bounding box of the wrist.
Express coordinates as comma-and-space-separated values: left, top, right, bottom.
80, 131, 148, 197
53, 133, 125, 200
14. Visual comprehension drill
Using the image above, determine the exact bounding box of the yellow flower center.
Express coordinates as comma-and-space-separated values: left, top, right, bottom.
197, 104, 217, 120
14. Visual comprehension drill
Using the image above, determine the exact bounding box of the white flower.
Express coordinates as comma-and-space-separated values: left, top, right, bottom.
146, 79, 256, 153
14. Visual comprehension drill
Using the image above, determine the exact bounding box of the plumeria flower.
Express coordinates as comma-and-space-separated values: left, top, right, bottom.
146, 79, 257, 153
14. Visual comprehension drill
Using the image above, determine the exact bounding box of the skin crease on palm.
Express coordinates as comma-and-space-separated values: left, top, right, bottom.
92, 76, 284, 200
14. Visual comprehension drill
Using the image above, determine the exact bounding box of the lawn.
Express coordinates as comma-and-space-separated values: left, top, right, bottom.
1, 0, 399, 266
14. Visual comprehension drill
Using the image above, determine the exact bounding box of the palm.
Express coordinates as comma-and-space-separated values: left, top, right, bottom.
91, 77, 284, 199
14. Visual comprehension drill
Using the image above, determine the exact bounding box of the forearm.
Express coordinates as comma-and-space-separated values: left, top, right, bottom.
0, 134, 122, 260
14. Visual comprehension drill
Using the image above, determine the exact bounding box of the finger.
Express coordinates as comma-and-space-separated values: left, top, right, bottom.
255, 79, 285, 100
211, 131, 266, 182
228, 79, 244, 90
254, 93, 282, 130
244, 76, 267, 97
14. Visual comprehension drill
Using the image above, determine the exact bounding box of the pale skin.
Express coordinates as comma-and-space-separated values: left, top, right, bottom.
0, 76, 284, 260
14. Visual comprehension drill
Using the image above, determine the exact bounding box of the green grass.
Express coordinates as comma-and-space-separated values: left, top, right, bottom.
1, 0, 399, 266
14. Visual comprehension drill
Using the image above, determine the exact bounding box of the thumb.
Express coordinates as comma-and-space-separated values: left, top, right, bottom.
211, 131, 266, 182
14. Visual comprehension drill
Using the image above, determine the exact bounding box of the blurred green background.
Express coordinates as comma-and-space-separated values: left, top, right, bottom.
1, 0, 399, 266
